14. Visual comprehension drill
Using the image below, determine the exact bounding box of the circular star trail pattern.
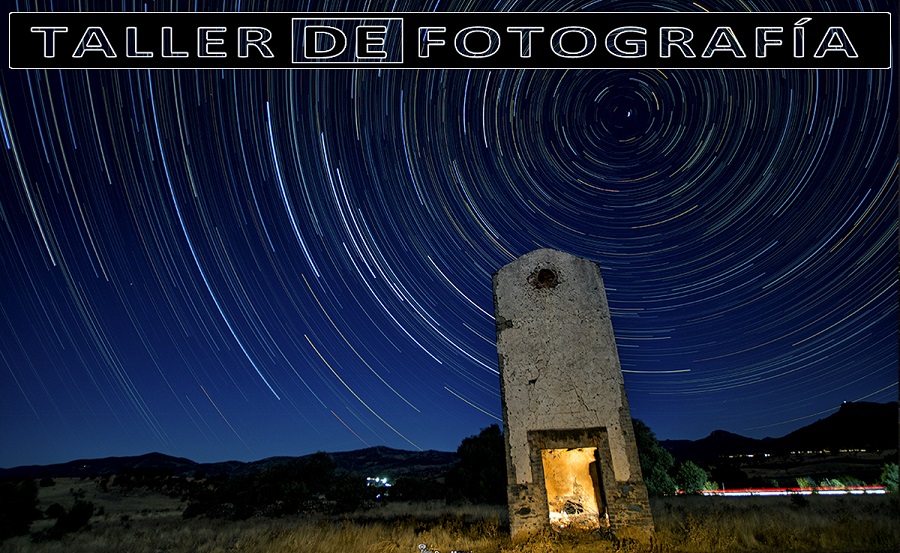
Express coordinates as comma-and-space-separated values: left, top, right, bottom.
0, 0, 896, 467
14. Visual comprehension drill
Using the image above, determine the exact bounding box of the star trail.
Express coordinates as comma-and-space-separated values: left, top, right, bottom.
1, 0, 897, 468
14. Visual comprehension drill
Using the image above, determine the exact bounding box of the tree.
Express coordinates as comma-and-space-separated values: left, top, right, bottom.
329, 473, 370, 513
445, 424, 507, 504
0, 479, 41, 539
880, 463, 898, 493
633, 419, 677, 496
674, 461, 709, 494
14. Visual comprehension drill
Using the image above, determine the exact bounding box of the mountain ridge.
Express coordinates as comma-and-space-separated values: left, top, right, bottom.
660, 401, 898, 463
0, 446, 457, 481
2, 401, 895, 480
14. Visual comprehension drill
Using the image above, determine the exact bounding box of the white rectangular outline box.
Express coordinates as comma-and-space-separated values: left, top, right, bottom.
6, 12, 892, 70
291, 17, 404, 65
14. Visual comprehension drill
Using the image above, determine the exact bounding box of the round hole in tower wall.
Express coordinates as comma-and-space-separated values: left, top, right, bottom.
535, 268, 558, 288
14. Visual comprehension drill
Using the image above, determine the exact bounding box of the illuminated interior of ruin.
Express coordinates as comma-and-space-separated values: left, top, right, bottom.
540, 447, 608, 531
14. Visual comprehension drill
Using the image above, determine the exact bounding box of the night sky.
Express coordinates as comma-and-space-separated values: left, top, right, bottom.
1, 0, 897, 469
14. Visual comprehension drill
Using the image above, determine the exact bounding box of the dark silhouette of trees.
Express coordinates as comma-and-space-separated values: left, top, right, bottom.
112, 466, 176, 494
182, 452, 373, 519
881, 463, 898, 493
634, 420, 718, 495
0, 479, 41, 539
389, 476, 446, 501
445, 424, 507, 505
633, 419, 677, 496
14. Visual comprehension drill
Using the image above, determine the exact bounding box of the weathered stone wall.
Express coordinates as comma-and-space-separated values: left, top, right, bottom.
493, 249, 653, 538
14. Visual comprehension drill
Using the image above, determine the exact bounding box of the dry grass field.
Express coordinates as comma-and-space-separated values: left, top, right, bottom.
1, 478, 897, 553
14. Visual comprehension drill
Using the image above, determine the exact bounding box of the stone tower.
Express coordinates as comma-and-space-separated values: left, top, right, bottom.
492, 249, 653, 538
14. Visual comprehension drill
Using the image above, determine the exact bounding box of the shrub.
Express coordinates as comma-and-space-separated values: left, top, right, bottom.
796, 476, 817, 490
703, 480, 719, 491
57, 501, 95, 533
819, 478, 844, 488
32, 500, 95, 542
838, 475, 866, 487
44, 503, 66, 519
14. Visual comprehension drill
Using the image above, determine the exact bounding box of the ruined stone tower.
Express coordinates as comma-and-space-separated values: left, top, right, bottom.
492, 249, 653, 538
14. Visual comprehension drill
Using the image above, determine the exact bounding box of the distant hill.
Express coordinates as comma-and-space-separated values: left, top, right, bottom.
776, 401, 897, 453
0, 447, 457, 481
661, 401, 898, 463
3, 401, 895, 481
662, 430, 773, 464
0, 452, 201, 481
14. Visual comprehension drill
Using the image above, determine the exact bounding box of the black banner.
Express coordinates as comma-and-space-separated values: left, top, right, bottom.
8, 11, 892, 69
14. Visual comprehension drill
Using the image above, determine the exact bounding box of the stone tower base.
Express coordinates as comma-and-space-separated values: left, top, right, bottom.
507, 426, 653, 537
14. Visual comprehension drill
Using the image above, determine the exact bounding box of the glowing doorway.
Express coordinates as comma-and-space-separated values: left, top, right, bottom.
540, 447, 608, 531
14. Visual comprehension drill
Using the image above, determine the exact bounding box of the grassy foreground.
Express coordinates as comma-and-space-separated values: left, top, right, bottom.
1, 493, 897, 553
